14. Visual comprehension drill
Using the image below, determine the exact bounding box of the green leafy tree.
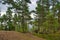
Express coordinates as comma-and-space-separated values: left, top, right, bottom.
43, 12, 58, 33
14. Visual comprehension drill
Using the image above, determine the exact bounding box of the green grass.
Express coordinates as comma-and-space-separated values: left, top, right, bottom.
34, 33, 60, 40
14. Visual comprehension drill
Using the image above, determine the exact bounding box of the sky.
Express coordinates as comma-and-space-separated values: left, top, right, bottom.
29, 0, 37, 11
0, 0, 37, 12
0, 0, 60, 12
0, 0, 37, 16
1, 0, 60, 16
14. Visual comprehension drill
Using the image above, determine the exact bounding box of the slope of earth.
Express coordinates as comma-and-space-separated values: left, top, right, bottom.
0, 31, 45, 40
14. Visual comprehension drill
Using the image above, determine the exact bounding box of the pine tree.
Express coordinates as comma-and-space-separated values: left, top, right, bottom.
6, 7, 15, 31
19, 0, 31, 32
35, 0, 47, 33
2, 0, 31, 32
56, 1, 60, 30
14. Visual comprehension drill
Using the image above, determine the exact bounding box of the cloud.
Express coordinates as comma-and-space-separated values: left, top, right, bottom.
31, 0, 37, 2
58, 0, 60, 2
1, 12, 6, 16
28, 0, 37, 11
0, 4, 7, 12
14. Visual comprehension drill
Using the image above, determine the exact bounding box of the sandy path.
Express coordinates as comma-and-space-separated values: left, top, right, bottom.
0, 31, 45, 40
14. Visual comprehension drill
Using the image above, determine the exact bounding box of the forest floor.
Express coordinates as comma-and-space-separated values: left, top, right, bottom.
0, 31, 45, 40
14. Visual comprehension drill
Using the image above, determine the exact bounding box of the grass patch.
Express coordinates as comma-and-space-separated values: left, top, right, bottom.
34, 33, 60, 40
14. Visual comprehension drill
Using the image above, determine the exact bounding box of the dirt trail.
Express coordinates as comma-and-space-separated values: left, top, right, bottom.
0, 31, 45, 40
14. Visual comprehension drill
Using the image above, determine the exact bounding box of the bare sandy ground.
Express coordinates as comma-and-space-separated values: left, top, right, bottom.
0, 31, 45, 40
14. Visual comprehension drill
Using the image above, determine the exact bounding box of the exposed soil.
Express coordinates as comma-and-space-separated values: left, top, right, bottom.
0, 31, 45, 40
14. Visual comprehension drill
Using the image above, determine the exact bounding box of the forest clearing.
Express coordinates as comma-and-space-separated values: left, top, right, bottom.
0, 0, 60, 40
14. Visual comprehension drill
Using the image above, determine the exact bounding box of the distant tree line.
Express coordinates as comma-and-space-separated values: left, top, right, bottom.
0, 0, 60, 34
